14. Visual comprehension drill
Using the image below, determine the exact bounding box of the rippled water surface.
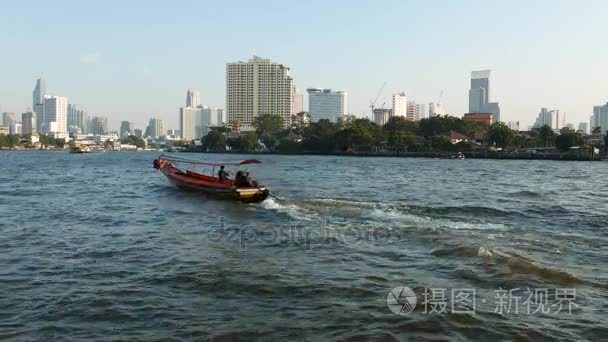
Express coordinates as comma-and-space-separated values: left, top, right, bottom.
1, 151, 607, 341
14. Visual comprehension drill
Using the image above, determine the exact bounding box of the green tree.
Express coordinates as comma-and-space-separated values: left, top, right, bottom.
38, 134, 65, 148
253, 114, 284, 137
382, 116, 418, 150
201, 130, 227, 151
121, 135, 146, 148
487, 122, 516, 148
333, 118, 383, 152
241, 131, 259, 152
555, 128, 584, 151
532, 125, 557, 147
302, 119, 339, 153
210, 126, 232, 134
227, 132, 259, 153
429, 135, 454, 151
418, 115, 464, 137
276, 137, 303, 153
290, 112, 310, 134
591, 126, 602, 135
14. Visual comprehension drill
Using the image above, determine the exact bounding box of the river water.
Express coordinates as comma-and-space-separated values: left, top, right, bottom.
1, 151, 607, 341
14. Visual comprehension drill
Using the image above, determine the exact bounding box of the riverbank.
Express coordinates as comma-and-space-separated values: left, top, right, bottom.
186, 149, 605, 161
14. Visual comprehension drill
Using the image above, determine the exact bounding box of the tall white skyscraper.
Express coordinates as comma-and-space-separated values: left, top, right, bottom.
186, 89, 200, 108
468, 70, 500, 123
180, 106, 196, 140
194, 105, 215, 138
226, 56, 295, 130
392, 93, 408, 117
42, 96, 68, 133
307, 88, 347, 122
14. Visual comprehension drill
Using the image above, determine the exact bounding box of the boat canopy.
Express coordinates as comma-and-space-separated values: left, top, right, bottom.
158, 154, 262, 166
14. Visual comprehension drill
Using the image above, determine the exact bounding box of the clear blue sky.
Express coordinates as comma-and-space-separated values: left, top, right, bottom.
1, 0, 606, 130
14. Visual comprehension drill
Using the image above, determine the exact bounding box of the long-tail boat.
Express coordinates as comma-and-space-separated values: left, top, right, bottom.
153, 155, 270, 203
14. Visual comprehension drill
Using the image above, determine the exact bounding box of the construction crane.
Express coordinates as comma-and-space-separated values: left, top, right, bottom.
369, 81, 387, 114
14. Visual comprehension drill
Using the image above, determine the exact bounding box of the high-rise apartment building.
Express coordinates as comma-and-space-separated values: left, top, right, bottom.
294, 90, 304, 114
120, 121, 134, 137
186, 89, 200, 108
90, 116, 109, 135
578, 122, 588, 135
407, 101, 425, 121
591, 102, 608, 134
195, 105, 215, 138
534, 108, 566, 130
468, 70, 500, 123
147, 117, 164, 138
180, 106, 196, 140
9, 123, 21, 135
2, 112, 16, 127
392, 93, 408, 117
507, 121, 520, 131
42, 96, 68, 133
67, 104, 89, 134
226, 56, 295, 130
307, 88, 347, 122
216, 109, 226, 126
21, 111, 36, 135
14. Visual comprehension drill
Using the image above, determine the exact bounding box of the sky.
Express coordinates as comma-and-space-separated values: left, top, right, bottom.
1, 0, 607, 131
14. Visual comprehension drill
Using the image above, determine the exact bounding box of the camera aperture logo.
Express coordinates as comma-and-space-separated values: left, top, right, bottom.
387, 286, 417, 315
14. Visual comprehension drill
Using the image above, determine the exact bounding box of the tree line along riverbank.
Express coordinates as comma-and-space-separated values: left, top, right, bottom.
195, 114, 606, 161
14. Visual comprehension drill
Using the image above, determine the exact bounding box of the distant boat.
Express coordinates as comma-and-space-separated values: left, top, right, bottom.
153, 155, 270, 203
69, 145, 91, 153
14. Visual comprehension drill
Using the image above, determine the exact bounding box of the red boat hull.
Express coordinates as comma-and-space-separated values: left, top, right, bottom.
157, 161, 269, 203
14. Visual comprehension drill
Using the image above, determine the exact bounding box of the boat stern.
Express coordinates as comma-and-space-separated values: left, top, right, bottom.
236, 187, 270, 203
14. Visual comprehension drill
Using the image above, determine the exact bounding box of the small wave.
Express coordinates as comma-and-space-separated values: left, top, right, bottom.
406, 204, 514, 218
366, 206, 507, 232
432, 244, 583, 285
297, 198, 378, 210
259, 198, 317, 221
509, 190, 543, 198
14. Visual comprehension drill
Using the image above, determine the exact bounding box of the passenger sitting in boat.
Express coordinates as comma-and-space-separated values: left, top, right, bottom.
235, 170, 253, 188
218, 165, 230, 182
243, 171, 253, 187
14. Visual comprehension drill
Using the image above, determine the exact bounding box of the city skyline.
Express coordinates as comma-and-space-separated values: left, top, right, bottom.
1, 1, 607, 130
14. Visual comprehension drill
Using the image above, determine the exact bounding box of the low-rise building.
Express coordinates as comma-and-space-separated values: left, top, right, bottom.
464, 113, 493, 125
